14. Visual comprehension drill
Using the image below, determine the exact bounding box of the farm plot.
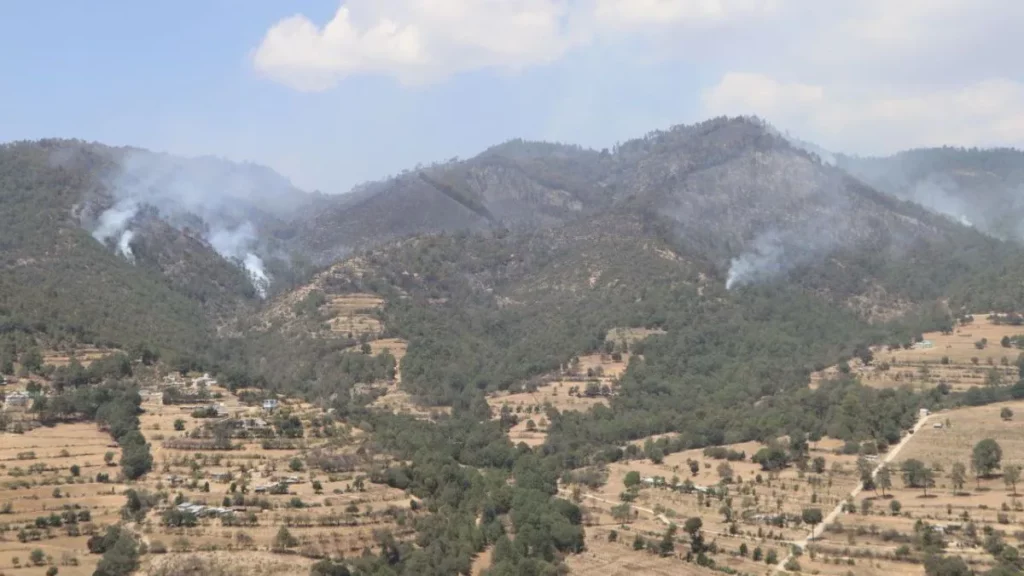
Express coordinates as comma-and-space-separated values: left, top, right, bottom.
0, 422, 126, 576
565, 437, 866, 574
488, 352, 632, 445
812, 314, 1022, 392
361, 337, 452, 421
324, 293, 384, 337
42, 347, 118, 368
139, 550, 314, 576
134, 389, 420, 566
807, 401, 1024, 574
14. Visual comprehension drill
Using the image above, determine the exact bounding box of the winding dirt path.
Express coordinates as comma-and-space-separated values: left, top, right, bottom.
774, 413, 933, 573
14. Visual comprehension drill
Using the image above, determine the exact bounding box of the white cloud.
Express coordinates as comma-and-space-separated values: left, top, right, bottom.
253, 0, 776, 90
591, 0, 776, 28
252, 0, 1024, 158
703, 73, 1024, 153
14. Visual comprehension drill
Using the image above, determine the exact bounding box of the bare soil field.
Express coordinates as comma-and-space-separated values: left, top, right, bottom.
812, 314, 1022, 392
487, 352, 632, 445
0, 422, 124, 576
324, 293, 384, 337
134, 388, 419, 564
805, 401, 1024, 574
370, 388, 450, 421
605, 327, 666, 346
566, 533, 718, 575
139, 551, 314, 576
0, 382, 420, 576
565, 437, 871, 574
42, 347, 118, 367
367, 338, 408, 368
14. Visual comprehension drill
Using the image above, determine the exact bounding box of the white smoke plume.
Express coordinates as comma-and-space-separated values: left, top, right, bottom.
208, 223, 270, 297
91, 199, 139, 263
726, 232, 790, 289
117, 230, 136, 263
83, 149, 299, 298
244, 254, 270, 298
908, 178, 975, 230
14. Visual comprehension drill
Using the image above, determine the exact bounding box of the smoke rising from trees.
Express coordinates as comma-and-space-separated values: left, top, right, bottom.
83, 150, 297, 298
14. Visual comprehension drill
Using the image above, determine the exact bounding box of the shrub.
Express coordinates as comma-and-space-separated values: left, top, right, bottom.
30, 548, 45, 565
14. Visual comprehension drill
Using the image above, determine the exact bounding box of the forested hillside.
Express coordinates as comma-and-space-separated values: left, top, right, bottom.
8, 117, 1024, 575
839, 146, 1024, 243
0, 141, 213, 353
0, 139, 324, 358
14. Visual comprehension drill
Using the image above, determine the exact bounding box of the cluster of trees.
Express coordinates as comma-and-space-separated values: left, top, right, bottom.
87, 525, 140, 576
31, 382, 151, 480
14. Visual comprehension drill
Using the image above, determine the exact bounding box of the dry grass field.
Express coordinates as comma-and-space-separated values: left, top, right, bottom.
566, 534, 716, 575
605, 327, 666, 346
324, 293, 384, 337
796, 401, 1024, 575
0, 381, 421, 576
0, 422, 124, 575
563, 437, 872, 575
812, 314, 1022, 392
133, 386, 418, 565
367, 338, 408, 369
42, 347, 118, 368
564, 398, 1024, 576
487, 352, 632, 445
369, 388, 451, 421
139, 550, 315, 575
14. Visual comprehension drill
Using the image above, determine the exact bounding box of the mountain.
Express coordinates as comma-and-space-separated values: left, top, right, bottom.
838, 147, 1024, 242
296, 139, 614, 262
10, 118, 1024, 576
8, 118, 1024, 356
0, 139, 318, 353
299, 118, 979, 267
296, 118, 1013, 308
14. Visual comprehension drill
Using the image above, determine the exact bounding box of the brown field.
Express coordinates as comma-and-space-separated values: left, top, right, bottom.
565, 436, 873, 575
606, 327, 666, 346
566, 533, 717, 575
367, 338, 408, 367
801, 401, 1024, 575
370, 388, 451, 421
139, 551, 314, 575
0, 422, 124, 576
812, 314, 1022, 392
42, 347, 118, 368
487, 352, 632, 445
324, 294, 384, 337
136, 388, 418, 561
0, 382, 420, 576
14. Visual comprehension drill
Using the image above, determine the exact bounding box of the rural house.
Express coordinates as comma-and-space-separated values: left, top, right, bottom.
4, 391, 30, 408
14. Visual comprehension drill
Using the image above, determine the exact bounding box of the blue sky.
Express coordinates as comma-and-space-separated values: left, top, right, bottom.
2, 1, 1023, 193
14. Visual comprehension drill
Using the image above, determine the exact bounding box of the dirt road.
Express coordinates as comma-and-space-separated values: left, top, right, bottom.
774, 412, 933, 573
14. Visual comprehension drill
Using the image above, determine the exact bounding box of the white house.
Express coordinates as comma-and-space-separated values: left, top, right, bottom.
5, 391, 30, 408
262, 399, 279, 412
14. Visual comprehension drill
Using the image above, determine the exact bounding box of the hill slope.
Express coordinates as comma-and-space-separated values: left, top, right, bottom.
0, 140, 318, 353
838, 146, 1024, 242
